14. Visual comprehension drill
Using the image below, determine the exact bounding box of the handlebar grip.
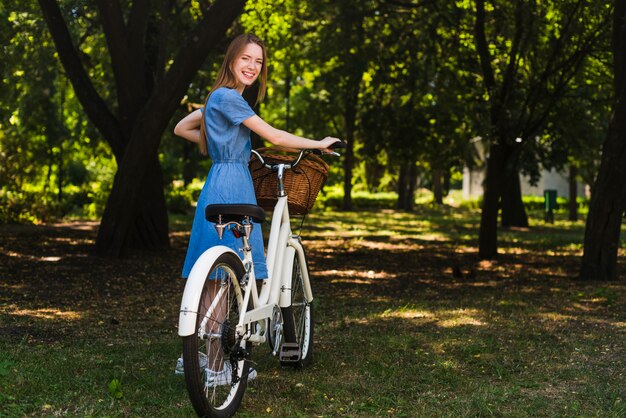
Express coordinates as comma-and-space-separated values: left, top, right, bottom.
329, 140, 347, 150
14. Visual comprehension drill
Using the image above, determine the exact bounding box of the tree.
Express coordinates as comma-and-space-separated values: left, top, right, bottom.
471, 0, 608, 258
317, 0, 370, 210
580, 0, 626, 281
38, 0, 246, 256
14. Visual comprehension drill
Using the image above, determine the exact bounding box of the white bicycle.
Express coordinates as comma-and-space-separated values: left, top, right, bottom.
178, 145, 343, 417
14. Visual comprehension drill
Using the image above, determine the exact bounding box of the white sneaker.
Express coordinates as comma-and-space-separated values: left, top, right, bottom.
204, 362, 257, 387
174, 352, 208, 376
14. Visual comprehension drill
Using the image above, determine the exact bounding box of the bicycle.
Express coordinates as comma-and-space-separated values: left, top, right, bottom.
178, 143, 343, 417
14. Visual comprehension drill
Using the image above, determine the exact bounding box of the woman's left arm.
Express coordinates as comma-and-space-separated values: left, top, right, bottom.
243, 115, 340, 151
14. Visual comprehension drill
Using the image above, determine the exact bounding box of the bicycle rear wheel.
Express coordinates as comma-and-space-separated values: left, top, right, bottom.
281, 250, 314, 368
182, 252, 251, 418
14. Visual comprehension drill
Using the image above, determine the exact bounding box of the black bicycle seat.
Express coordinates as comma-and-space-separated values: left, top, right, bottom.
205, 204, 266, 224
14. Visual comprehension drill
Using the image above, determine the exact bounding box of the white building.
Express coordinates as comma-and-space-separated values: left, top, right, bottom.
462, 166, 587, 199
461, 137, 587, 199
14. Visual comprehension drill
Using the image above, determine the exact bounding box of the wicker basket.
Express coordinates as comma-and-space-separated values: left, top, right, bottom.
249, 150, 329, 214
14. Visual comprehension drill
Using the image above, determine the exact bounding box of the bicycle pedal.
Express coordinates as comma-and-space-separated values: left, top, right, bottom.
279, 342, 301, 362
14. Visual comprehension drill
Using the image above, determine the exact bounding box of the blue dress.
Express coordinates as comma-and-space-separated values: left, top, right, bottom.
181, 87, 268, 279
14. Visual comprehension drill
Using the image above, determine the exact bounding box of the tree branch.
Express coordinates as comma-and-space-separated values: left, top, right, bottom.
96, 0, 146, 128
38, 0, 125, 158
474, 0, 500, 132
127, 0, 150, 86
614, 0, 626, 92
498, 0, 524, 110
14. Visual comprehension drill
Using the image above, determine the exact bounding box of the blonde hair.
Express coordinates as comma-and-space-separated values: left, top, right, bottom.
198, 34, 268, 155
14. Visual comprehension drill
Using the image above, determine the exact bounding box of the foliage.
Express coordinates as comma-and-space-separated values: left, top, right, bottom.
0, 1, 620, 275
164, 178, 203, 215
0, 0, 115, 223
0, 2, 614, 218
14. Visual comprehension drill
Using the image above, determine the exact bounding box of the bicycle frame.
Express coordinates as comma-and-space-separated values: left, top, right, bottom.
237, 193, 312, 343
178, 164, 313, 344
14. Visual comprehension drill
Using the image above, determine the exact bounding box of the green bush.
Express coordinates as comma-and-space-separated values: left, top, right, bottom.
0, 187, 72, 223
522, 195, 589, 212
456, 194, 590, 213
317, 185, 398, 210
165, 179, 204, 215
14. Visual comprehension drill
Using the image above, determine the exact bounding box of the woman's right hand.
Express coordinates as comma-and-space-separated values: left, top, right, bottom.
319, 137, 344, 152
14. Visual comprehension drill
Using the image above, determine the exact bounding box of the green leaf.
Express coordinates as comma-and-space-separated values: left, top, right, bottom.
107, 378, 123, 399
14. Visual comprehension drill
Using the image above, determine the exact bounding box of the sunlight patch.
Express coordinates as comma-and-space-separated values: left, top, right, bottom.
1, 283, 25, 291
437, 308, 485, 328
6, 305, 83, 320
5, 251, 62, 262
536, 312, 576, 322
501, 247, 531, 255
170, 230, 191, 237
577, 318, 626, 328
438, 316, 485, 327
357, 240, 424, 251
320, 269, 396, 281
439, 359, 460, 369
41, 256, 62, 262
380, 307, 433, 320
466, 280, 500, 288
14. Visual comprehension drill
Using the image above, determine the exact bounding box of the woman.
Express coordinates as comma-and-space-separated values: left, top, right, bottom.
173, 33, 340, 384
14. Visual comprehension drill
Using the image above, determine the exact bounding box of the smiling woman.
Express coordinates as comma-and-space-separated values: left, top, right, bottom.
171, 33, 342, 398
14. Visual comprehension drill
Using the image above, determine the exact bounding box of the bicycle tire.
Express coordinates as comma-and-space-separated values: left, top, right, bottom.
281, 250, 314, 368
182, 252, 251, 418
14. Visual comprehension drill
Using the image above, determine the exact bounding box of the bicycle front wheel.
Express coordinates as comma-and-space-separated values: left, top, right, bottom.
182, 252, 251, 418
281, 250, 314, 368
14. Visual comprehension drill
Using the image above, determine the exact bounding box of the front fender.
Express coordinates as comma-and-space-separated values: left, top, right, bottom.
178, 245, 241, 337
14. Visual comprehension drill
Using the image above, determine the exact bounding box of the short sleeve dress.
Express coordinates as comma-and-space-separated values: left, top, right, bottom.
181, 87, 268, 279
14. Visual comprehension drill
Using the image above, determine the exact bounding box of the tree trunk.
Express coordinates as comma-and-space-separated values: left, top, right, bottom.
432, 168, 443, 205
568, 165, 578, 222
478, 142, 512, 258
406, 162, 418, 211
580, 132, 626, 280
397, 165, 407, 210
443, 169, 451, 197
396, 161, 417, 211
342, 99, 357, 211
338, 3, 365, 212
501, 171, 528, 227
96, 126, 170, 255
580, 0, 626, 281
126, 158, 169, 249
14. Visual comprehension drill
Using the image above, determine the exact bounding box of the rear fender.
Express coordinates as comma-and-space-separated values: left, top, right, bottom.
178, 245, 242, 337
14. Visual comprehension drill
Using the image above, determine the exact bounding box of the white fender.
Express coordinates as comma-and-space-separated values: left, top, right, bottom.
178, 245, 242, 337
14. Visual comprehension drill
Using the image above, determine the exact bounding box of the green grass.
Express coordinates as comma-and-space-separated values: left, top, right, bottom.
1, 206, 624, 417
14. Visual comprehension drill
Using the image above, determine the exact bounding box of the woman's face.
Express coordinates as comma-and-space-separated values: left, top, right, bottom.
232, 43, 264, 92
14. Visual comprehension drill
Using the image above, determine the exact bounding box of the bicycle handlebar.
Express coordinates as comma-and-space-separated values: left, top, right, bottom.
251, 140, 346, 171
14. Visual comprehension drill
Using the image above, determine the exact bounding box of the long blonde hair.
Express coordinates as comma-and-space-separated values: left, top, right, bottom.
198, 34, 268, 156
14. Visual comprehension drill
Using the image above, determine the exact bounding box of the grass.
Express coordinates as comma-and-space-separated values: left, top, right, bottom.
1, 205, 625, 417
